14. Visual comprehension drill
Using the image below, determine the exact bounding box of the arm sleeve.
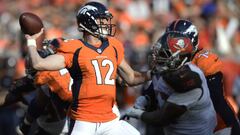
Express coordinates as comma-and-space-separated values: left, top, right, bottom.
58, 53, 73, 68
142, 82, 158, 111
56, 39, 82, 68
34, 71, 50, 85
141, 101, 186, 126
167, 88, 202, 109
9, 76, 35, 94
112, 38, 124, 65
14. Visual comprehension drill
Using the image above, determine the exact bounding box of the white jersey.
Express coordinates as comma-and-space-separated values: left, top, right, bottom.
152, 75, 173, 107
152, 63, 217, 135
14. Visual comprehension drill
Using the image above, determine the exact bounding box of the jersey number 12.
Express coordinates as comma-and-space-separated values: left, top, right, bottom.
91, 59, 115, 85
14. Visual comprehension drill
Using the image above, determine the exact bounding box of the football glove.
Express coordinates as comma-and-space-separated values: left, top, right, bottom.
123, 107, 145, 119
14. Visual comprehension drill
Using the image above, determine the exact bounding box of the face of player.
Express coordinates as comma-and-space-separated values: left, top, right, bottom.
83, 18, 113, 45
96, 18, 113, 38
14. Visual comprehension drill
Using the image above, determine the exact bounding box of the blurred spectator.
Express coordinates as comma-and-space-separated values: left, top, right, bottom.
221, 58, 240, 113
127, 0, 150, 22
0, 0, 240, 134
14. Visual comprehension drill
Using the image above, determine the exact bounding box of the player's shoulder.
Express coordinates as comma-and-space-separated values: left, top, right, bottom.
162, 65, 202, 93
107, 37, 124, 48
56, 38, 84, 53
192, 49, 222, 75
193, 49, 219, 61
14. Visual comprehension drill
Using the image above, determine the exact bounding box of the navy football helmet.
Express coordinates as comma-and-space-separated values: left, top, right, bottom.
151, 31, 194, 72
166, 19, 198, 51
76, 2, 116, 38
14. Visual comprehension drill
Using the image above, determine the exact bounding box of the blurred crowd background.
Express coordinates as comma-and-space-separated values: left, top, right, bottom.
0, 0, 240, 135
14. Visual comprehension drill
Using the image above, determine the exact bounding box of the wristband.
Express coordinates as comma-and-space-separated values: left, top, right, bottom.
27, 39, 37, 47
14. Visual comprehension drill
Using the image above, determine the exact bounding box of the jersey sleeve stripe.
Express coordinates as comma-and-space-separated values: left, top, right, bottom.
112, 46, 118, 62
68, 48, 83, 112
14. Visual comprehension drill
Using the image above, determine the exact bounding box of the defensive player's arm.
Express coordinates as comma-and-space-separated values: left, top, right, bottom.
26, 29, 65, 70
0, 76, 36, 107
141, 102, 187, 126
17, 85, 51, 135
141, 88, 202, 126
118, 58, 151, 86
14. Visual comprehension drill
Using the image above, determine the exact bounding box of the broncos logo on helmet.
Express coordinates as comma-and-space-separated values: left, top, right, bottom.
78, 5, 98, 15
76, 2, 116, 38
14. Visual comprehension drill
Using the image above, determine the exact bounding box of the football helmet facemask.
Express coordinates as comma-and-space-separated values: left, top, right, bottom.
150, 31, 194, 73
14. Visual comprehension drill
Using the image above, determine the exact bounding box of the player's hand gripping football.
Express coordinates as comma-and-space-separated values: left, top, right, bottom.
25, 28, 44, 47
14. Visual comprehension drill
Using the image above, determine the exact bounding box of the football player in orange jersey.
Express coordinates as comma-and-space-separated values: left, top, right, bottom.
0, 41, 54, 108
165, 19, 240, 135
17, 39, 119, 135
10, 39, 73, 135
24, 2, 151, 135
0, 38, 73, 134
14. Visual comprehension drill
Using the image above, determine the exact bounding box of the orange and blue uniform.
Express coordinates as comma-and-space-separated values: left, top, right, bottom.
35, 69, 72, 102
192, 49, 240, 134
57, 37, 124, 122
192, 49, 222, 76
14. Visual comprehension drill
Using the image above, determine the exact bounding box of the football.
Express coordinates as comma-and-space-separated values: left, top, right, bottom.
19, 12, 44, 35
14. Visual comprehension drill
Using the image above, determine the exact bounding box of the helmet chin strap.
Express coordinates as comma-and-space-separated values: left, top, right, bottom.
79, 23, 108, 39
79, 23, 99, 37
171, 50, 188, 69
171, 50, 181, 58
178, 57, 188, 68
152, 65, 169, 75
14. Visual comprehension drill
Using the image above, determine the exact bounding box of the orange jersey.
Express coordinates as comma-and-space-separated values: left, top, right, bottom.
35, 69, 72, 102
57, 37, 124, 122
192, 49, 222, 76
192, 50, 240, 131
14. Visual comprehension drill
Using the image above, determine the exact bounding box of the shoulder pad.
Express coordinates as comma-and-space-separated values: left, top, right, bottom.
162, 65, 202, 93
192, 49, 222, 76
108, 37, 123, 46
57, 39, 83, 53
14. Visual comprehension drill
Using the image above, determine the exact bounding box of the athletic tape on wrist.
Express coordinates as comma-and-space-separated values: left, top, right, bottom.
27, 39, 37, 47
